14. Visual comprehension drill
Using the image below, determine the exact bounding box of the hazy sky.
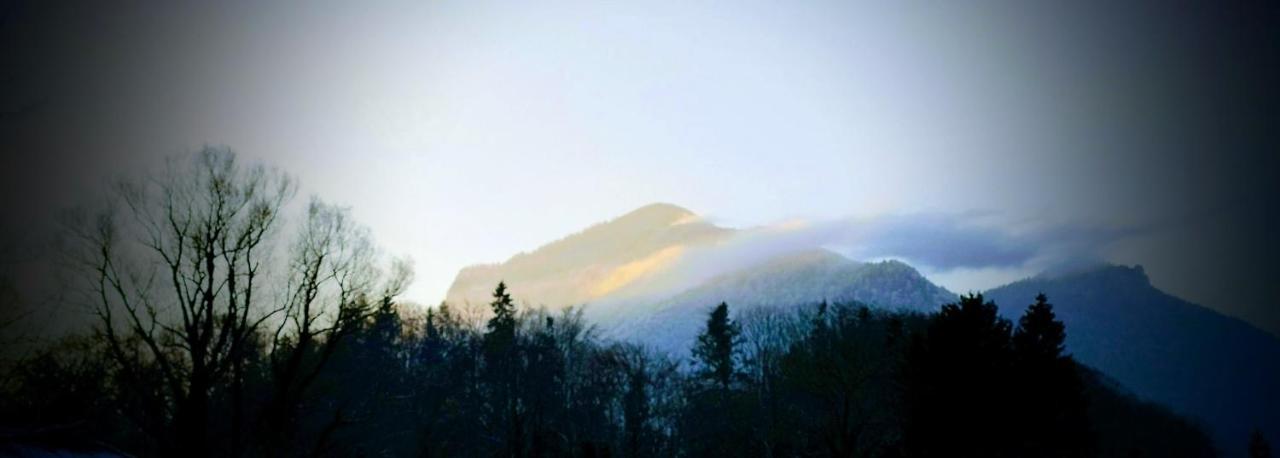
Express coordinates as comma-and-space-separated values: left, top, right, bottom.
2, 2, 1277, 332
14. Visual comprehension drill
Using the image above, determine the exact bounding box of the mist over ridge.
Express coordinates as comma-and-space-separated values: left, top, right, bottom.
444, 203, 1280, 455
447, 203, 1141, 323
2, 1, 1276, 455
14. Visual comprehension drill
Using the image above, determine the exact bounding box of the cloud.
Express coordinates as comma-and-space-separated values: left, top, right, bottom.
658, 212, 1141, 294
837, 214, 1139, 272
838, 214, 1036, 270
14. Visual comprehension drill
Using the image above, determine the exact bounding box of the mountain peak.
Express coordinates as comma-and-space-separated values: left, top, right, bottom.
1036, 263, 1151, 287
444, 202, 729, 308
612, 203, 698, 227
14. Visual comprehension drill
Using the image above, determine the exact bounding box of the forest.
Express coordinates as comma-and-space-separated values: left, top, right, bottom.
0, 150, 1267, 457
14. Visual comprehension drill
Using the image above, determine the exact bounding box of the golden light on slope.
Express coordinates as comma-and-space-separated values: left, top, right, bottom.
589, 245, 685, 298
772, 218, 810, 231
670, 213, 701, 226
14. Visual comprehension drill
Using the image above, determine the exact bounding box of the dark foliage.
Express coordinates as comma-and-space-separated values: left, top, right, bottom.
983, 265, 1280, 456
1081, 366, 1217, 458
0, 286, 1220, 457
902, 293, 1015, 457
1010, 294, 1092, 457
1251, 429, 1272, 458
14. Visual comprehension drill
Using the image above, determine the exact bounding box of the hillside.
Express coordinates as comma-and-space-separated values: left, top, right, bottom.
442, 204, 1280, 454
445, 203, 731, 309
985, 265, 1280, 455
613, 249, 954, 352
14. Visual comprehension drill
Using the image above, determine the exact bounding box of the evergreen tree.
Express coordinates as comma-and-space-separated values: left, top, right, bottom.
525, 316, 567, 456
902, 293, 1014, 457
622, 360, 652, 457
775, 302, 908, 457
1011, 294, 1092, 457
692, 302, 741, 391
1013, 294, 1066, 360
683, 302, 751, 457
601, 342, 680, 457
320, 296, 414, 455
1, 285, 1229, 457
482, 282, 524, 457
486, 281, 518, 351
1253, 429, 1274, 458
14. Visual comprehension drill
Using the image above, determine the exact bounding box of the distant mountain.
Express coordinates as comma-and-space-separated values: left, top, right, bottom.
446, 203, 731, 311
985, 265, 1280, 456
444, 204, 1280, 454
446, 204, 955, 341
612, 249, 954, 353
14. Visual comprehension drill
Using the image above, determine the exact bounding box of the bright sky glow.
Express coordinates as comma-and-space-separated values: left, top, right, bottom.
6, 1, 1269, 331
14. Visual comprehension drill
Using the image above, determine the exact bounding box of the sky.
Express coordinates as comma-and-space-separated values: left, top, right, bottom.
2, 1, 1277, 334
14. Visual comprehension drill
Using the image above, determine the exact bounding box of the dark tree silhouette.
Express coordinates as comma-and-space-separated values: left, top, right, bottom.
683, 302, 753, 457
692, 302, 741, 392
3, 149, 1242, 457
1253, 429, 1274, 458
56, 149, 409, 456
902, 293, 1015, 457
1013, 293, 1067, 359
613, 344, 666, 457
1, 286, 1226, 457
63, 149, 294, 456
481, 281, 527, 456
524, 316, 567, 456
1, 152, 1234, 458
1011, 293, 1093, 457
487, 282, 518, 348
772, 302, 912, 457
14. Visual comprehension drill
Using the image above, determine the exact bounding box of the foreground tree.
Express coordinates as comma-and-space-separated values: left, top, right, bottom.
1254, 429, 1274, 458
63, 147, 407, 456
0, 148, 1227, 457
482, 281, 525, 456
902, 293, 1014, 457
692, 302, 741, 392
256, 201, 410, 454
683, 302, 752, 457
1011, 294, 1092, 457
771, 303, 911, 457
63, 148, 294, 455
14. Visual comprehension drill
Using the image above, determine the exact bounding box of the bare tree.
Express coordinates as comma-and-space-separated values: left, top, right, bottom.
62, 147, 409, 456
257, 199, 411, 454
738, 305, 805, 385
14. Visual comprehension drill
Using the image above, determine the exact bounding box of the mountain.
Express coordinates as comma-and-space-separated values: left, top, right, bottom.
445, 203, 731, 312
985, 265, 1280, 455
612, 249, 954, 353
446, 203, 955, 334
445, 203, 1280, 453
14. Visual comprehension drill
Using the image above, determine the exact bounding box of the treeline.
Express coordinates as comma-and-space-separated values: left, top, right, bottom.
2, 283, 1225, 457
0, 150, 1239, 456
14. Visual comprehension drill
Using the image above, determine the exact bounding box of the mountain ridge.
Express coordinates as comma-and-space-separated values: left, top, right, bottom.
443, 203, 1280, 455
445, 203, 731, 309
610, 248, 955, 352
984, 264, 1280, 456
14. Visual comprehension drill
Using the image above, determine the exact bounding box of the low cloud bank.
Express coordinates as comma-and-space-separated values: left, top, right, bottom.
653, 212, 1140, 297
